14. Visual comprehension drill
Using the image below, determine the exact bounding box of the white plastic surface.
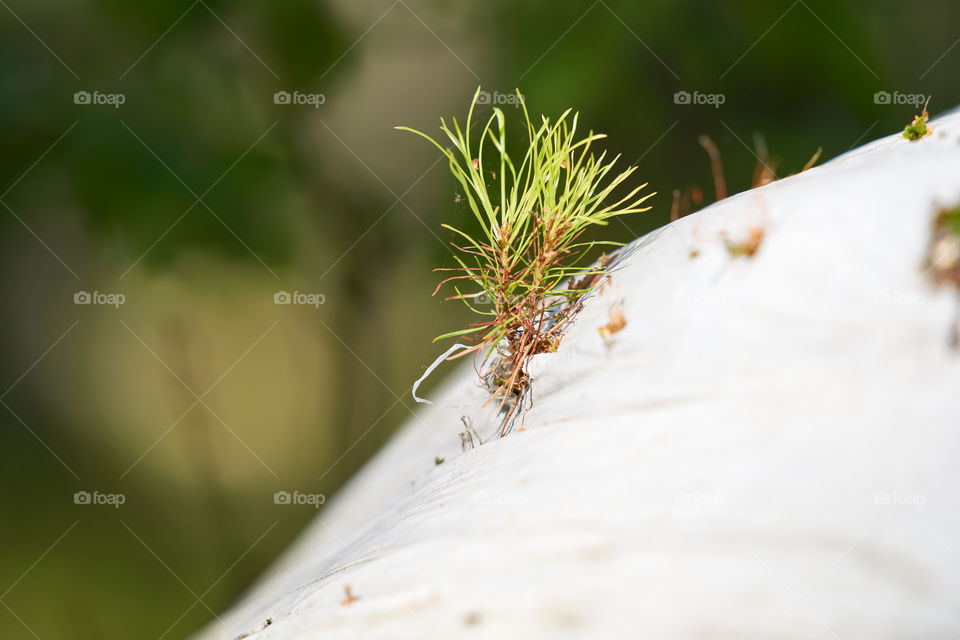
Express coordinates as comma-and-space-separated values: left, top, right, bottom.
194, 112, 960, 639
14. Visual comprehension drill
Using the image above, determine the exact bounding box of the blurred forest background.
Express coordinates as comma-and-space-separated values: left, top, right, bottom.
1, 0, 958, 637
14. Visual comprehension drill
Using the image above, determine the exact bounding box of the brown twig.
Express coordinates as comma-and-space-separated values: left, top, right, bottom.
698, 135, 727, 200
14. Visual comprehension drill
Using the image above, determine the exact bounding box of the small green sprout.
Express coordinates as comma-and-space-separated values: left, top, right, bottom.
399, 88, 653, 421
903, 97, 933, 141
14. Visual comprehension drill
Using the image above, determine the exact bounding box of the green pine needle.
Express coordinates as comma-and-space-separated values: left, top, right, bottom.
398, 87, 653, 402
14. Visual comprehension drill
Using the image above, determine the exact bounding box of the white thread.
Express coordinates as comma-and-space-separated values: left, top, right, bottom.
412, 343, 473, 404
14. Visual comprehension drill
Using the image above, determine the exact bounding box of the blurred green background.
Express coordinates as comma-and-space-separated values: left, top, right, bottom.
1, 0, 957, 637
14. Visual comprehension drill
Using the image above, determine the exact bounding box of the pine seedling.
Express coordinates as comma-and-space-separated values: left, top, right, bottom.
398, 88, 653, 429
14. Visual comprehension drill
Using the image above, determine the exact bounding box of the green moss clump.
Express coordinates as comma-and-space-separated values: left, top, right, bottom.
903, 114, 929, 141
903, 98, 933, 141
941, 207, 960, 237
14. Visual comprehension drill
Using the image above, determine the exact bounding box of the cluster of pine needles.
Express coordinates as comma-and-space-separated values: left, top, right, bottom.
398, 88, 653, 428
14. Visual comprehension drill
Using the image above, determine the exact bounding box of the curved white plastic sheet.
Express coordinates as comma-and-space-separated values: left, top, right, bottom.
194, 111, 960, 640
